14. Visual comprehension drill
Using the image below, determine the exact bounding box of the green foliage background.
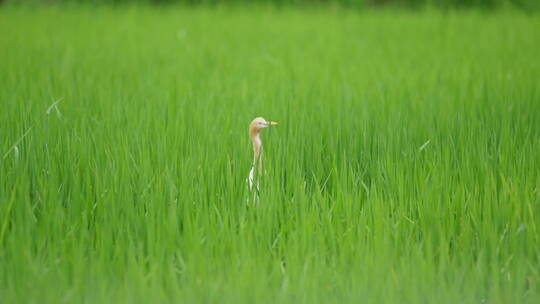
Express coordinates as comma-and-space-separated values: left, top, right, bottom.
2, 0, 540, 10
1, 4, 539, 304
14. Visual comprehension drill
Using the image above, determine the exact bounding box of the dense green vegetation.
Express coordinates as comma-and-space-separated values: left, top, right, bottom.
1, 6, 539, 304
3, 0, 540, 11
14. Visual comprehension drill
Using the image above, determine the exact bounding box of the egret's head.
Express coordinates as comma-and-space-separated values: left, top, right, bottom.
249, 117, 278, 136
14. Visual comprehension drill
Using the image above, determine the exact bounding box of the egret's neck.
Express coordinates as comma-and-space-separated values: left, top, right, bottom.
251, 133, 262, 163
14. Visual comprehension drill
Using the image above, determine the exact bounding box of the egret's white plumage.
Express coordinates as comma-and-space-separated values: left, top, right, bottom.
247, 117, 277, 200
248, 166, 255, 190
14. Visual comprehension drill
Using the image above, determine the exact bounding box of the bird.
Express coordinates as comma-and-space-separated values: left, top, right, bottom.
247, 117, 278, 200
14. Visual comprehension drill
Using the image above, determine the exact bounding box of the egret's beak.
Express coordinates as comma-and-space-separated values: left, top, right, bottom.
268, 121, 278, 126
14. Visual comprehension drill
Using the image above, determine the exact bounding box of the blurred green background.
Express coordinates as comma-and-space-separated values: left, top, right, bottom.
2, 0, 539, 10
1, 0, 539, 302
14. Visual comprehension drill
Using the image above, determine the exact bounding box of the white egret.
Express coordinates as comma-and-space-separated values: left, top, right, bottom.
247, 117, 278, 199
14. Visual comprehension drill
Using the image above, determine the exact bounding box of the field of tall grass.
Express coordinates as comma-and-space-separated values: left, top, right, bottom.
1, 5, 539, 303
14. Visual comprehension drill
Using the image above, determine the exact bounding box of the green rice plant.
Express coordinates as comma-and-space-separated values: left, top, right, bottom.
0, 6, 539, 303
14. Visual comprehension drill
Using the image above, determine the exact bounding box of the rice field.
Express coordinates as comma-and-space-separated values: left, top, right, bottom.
0, 5, 539, 303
